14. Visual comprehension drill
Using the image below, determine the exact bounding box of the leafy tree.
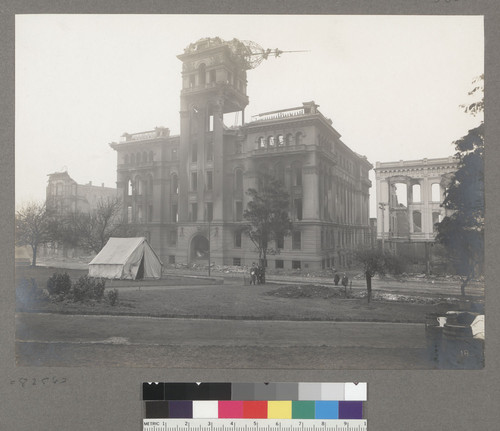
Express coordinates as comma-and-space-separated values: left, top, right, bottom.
15, 201, 54, 266
436, 76, 484, 296
55, 197, 136, 254
243, 173, 293, 282
354, 247, 402, 303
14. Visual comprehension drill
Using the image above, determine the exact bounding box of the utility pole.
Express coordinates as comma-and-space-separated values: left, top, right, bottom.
208, 220, 211, 276
379, 203, 386, 250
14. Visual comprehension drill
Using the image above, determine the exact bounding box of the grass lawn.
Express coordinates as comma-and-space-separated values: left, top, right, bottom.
15, 265, 461, 323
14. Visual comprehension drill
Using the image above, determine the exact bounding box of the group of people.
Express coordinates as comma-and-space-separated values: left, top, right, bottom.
249, 262, 265, 285
333, 270, 349, 288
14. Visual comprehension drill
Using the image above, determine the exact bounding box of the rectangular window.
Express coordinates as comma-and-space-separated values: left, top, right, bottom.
235, 201, 243, 221
172, 204, 178, 223
292, 231, 301, 250
191, 172, 198, 191
172, 148, 178, 161
295, 166, 302, 186
169, 255, 176, 264
127, 205, 133, 223
206, 202, 213, 222
168, 230, 177, 246
192, 142, 198, 162
292, 260, 301, 269
191, 203, 198, 221
275, 260, 284, 269
234, 230, 242, 248
148, 204, 153, 222
206, 171, 213, 191
276, 234, 284, 249
206, 142, 213, 161
295, 198, 303, 220
233, 257, 241, 266
208, 115, 214, 132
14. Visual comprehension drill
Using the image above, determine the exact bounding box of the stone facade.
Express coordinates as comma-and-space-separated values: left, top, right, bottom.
110, 37, 372, 270
374, 157, 457, 272
46, 171, 117, 215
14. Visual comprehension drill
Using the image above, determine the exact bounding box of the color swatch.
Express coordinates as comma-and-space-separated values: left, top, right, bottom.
143, 383, 365, 420
144, 400, 363, 419
143, 382, 366, 401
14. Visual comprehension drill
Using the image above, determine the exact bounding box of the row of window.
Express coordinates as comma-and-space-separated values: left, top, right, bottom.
123, 151, 155, 165
233, 230, 302, 250
257, 132, 303, 149
389, 182, 443, 206
230, 258, 302, 269
190, 141, 213, 163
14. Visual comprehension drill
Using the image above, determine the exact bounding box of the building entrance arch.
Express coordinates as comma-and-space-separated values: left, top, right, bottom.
190, 234, 209, 262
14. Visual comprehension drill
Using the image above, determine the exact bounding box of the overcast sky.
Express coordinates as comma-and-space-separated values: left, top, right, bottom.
15, 14, 484, 216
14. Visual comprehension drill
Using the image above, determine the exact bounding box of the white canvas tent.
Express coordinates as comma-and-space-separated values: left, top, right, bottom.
88, 237, 162, 280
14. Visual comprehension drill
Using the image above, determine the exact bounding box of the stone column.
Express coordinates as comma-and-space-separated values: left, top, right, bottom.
302, 166, 319, 220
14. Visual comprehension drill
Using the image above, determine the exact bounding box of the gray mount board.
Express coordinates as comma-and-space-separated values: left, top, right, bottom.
2, 2, 499, 431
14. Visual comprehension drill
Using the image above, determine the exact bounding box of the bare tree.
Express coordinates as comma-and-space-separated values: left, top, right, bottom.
354, 247, 403, 303
15, 201, 54, 266
57, 197, 136, 254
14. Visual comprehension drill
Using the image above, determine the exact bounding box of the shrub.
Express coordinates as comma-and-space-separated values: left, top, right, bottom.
46, 272, 72, 296
107, 289, 119, 306
72, 275, 106, 302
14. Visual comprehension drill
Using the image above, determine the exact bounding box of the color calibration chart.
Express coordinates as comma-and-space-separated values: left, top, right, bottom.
143, 383, 367, 431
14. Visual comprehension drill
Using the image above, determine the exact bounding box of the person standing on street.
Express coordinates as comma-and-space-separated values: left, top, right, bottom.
250, 262, 257, 285
333, 270, 340, 286
341, 273, 349, 289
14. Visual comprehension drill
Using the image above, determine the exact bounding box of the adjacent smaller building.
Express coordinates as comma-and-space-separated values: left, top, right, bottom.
46, 170, 117, 216
374, 157, 457, 272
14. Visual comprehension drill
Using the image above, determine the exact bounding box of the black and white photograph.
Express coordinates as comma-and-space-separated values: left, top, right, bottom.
14, 14, 485, 370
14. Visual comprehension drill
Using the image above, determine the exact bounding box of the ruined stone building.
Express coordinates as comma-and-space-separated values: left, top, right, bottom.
374, 157, 457, 271
109, 37, 372, 270
46, 170, 117, 216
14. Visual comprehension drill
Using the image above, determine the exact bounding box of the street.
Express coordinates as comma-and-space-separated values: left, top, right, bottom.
16, 312, 429, 369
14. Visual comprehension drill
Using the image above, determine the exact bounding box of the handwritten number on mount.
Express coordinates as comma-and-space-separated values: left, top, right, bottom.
9, 377, 68, 387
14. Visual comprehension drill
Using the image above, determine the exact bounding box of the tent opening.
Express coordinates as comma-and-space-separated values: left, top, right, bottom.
136, 256, 145, 280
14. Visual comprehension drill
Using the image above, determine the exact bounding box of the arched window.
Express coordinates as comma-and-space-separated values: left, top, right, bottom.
257, 136, 265, 149
295, 131, 303, 145
147, 174, 154, 196
130, 153, 135, 165
285, 133, 293, 145
135, 176, 143, 195
413, 211, 422, 232
198, 63, 206, 86
149, 151, 154, 162
432, 212, 441, 231
235, 169, 243, 193
127, 179, 133, 196
393, 183, 408, 207
142, 152, 147, 163
412, 184, 421, 203
431, 183, 441, 202
172, 173, 179, 195
268, 136, 275, 147
209, 69, 216, 83
136, 152, 141, 163
277, 134, 284, 146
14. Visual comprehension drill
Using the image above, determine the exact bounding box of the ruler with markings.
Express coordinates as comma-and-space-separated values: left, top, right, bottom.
143, 419, 367, 431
